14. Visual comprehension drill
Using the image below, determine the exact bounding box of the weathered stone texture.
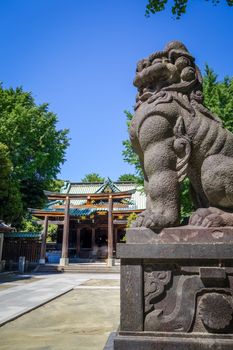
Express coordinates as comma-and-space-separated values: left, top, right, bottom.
130, 41, 233, 230
103, 41, 233, 349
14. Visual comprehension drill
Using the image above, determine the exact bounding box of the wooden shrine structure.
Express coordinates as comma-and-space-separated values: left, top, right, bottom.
30, 179, 145, 266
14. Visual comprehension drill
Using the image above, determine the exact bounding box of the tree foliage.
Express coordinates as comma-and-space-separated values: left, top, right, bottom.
0, 143, 23, 224
126, 212, 138, 228
118, 173, 139, 182
145, 0, 233, 19
47, 179, 64, 193
122, 111, 143, 185
203, 65, 233, 132
21, 215, 42, 232
81, 173, 104, 182
0, 143, 12, 198
122, 66, 233, 219
21, 215, 58, 242
0, 85, 69, 226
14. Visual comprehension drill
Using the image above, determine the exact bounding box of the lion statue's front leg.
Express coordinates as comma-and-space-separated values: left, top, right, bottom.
130, 115, 180, 230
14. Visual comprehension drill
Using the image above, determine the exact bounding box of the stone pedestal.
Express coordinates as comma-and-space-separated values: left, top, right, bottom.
105, 226, 233, 349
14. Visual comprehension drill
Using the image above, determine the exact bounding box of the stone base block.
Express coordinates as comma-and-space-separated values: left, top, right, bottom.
59, 257, 69, 266
103, 332, 116, 349
107, 258, 115, 267
109, 226, 233, 350
104, 332, 233, 350
115, 334, 233, 350
39, 258, 45, 265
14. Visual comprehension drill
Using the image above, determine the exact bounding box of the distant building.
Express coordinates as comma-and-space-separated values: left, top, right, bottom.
31, 178, 146, 265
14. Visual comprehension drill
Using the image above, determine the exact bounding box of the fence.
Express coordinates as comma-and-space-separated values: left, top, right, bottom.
2, 239, 41, 263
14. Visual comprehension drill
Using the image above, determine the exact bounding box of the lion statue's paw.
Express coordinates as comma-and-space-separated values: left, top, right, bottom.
189, 207, 228, 227
131, 210, 168, 229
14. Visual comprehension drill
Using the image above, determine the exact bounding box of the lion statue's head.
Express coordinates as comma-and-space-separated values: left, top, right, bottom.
133, 41, 203, 108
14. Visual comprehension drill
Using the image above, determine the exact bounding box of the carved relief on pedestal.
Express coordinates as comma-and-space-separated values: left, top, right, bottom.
144, 268, 202, 332
199, 293, 233, 332
144, 264, 172, 314
144, 264, 233, 334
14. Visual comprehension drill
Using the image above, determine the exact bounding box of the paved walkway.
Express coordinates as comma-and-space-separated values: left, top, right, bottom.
0, 272, 120, 326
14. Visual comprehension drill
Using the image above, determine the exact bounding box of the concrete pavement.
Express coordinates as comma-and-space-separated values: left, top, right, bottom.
0, 272, 120, 327
0, 272, 120, 350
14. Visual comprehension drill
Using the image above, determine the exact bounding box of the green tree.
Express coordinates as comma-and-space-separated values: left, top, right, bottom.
0, 85, 69, 225
203, 65, 233, 132
0, 143, 12, 198
0, 143, 23, 225
118, 173, 139, 182
145, 0, 233, 19
126, 212, 138, 228
47, 179, 64, 193
122, 66, 233, 219
21, 215, 58, 242
81, 173, 104, 182
21, 215, 42, 232
122, 111, 143, 184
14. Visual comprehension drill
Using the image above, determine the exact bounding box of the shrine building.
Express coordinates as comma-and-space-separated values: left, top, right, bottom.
30, 178, 146, 266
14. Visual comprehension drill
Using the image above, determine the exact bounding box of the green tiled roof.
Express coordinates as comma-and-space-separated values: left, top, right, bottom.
31, 207, 107, 217
44, 178, 146, 215
4, 232, 41, 238
96, 177, 120, 194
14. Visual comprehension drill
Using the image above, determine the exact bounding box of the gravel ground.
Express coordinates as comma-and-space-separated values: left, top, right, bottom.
0, 279, 120, 350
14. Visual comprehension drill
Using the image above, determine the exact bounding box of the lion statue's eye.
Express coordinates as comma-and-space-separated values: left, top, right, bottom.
181, 67, 196, 82
175, 56, 190, 71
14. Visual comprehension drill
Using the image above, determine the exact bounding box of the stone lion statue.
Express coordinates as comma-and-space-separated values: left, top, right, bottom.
130, 41, 233, 229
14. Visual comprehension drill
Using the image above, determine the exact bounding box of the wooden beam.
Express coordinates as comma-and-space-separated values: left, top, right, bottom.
113, 220, 128, 225
29, 209, 65, 217
44, 189, 135, 200
36, 220, 64, 225
113, 209, 142, 214
53, 203, 129, 209
30, 208, 143, 218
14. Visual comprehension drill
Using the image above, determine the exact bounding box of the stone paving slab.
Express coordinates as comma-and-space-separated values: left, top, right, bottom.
0, 278, 73, 326
0, 272, 120, 327
0, 287, 120, 350
0, 273, 120, 350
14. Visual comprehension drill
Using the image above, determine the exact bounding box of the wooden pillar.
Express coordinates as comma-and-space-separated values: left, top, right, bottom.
39, 215, 48, 264
60, 196, 70, 266
76, 227, 81, 257
107, 195, 114, 266
0, 233, 3, 262
92, 227, 95, 248
91, 227, 96, 259
114, 227, 118, 257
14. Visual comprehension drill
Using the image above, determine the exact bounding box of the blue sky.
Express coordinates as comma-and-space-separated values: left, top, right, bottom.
0, 0, 232, 182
